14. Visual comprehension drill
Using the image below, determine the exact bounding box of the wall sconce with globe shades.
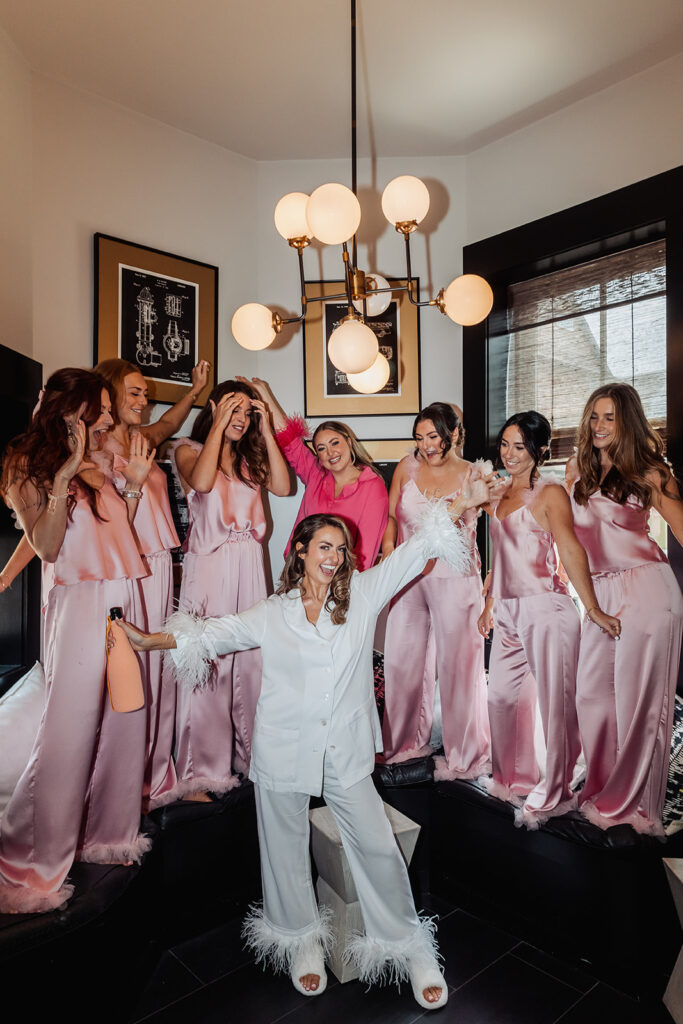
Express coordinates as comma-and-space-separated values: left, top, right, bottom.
230, 3, 493, 394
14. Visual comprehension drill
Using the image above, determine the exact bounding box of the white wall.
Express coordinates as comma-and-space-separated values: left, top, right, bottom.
465, 52, 683, 243
30, 75, 259, 380
255, 155, 468, 570
0, 27, 32, 357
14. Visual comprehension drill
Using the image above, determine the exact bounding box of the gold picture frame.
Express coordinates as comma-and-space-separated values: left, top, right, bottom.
94, 233, 218, 405
303, 279, 421, 417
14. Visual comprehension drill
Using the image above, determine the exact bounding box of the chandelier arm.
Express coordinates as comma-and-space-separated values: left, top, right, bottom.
341, 242, 357, 316
403, 234, 439, 307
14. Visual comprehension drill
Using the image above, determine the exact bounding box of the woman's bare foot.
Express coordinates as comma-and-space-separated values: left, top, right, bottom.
299, 973, 320, 992
182, 791, 213, 803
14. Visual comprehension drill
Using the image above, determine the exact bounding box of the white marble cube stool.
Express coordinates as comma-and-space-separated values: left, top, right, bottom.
309, 801, 420, 983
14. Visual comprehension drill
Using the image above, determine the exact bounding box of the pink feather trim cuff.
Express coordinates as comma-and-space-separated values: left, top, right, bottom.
275, 415, 309, 450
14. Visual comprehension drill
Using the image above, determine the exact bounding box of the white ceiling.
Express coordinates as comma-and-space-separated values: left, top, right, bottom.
2, 0, 683, 160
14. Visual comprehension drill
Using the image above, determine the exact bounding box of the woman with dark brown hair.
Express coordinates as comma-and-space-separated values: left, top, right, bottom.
238, 377, 389, 570
170, 378, 290, 798
0, 367, 155, 912
114, 489, 492, 1009
567, 382, 683, 835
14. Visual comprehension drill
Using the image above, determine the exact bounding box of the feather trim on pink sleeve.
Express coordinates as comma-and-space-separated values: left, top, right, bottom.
275, 415, 309, 450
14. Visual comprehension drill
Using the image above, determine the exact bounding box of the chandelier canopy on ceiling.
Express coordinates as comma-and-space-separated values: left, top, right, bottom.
231, 2, 493, 392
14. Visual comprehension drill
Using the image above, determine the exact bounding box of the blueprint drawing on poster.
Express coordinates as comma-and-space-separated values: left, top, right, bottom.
118, 264, 198, 385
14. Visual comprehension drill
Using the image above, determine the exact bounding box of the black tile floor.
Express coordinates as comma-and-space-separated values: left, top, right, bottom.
129, 894, 676, 1024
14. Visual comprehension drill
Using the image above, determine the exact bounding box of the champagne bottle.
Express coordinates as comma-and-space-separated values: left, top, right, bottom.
106, 607, 145, 712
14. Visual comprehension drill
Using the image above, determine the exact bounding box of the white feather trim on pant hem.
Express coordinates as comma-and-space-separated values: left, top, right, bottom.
344, 914, 441, 987
241, 903, 334, 975
414, 499, 472, 575
164, 611, 216, 690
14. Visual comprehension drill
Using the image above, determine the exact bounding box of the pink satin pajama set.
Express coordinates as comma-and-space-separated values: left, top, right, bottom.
486, 486, 582, 826
572, 488, 683, 835
381, 480, 491, 778
172, 439, 266, 796
112, 453, 180, 811
0, 480, 150, 913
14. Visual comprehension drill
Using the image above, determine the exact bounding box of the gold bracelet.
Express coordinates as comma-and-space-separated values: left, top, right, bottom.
46, 490, 69, 514
122, 488, 142, 500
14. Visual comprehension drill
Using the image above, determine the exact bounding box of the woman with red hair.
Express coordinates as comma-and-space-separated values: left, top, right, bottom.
0, 367, 154, 912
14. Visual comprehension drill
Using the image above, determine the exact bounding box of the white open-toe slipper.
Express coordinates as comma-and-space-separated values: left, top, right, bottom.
290, 947, 327, 997
408, 955, 448, 1010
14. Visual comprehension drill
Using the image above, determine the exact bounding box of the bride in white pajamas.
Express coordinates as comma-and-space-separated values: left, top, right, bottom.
116, 477, 491, 1009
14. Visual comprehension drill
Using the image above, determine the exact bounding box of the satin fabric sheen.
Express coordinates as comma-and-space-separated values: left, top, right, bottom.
171, 440, 266, 796
280, 433, 388, 571
572, 488, 683, 834
0, 485, 149, 912
382, 480, 491, 778
111, 454, 180, 811
486, 489, 581, 824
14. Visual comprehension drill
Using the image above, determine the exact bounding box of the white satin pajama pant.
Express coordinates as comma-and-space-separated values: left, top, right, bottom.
245, 756, 438, 983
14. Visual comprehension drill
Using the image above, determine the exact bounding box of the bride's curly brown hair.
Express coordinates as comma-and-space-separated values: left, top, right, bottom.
573, 382, 675, 507
277, 514, 356, 624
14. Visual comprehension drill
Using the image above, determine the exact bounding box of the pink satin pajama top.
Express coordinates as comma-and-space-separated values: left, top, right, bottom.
489, 496, 568, 600
396, 479, 480, 578
112, 455, 179, 557
52, 479, 148, 586
570, 489, 667, 573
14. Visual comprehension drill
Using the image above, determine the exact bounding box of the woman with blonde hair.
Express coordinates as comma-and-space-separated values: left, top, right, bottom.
239, 377, 388, 571
567, 382, 683, 835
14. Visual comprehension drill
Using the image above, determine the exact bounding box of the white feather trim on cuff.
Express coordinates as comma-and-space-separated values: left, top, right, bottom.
413, 497, 472, 575
164, 610, 216, 690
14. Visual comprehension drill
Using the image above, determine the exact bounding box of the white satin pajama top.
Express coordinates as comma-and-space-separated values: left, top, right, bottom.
169, 502, 469, 796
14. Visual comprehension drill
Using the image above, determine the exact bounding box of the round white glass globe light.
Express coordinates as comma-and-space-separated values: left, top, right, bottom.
352, 274, 392, 316
306, 183, 361, 245
274, 192, 311, 241
381, 175, 430, 226
347, 352, 391, 394
231, 303, 276, 351
442, 275, 494, 326
327, 318, 378, 374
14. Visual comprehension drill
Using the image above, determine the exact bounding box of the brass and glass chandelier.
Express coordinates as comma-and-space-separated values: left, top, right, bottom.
231, 1, 493, 394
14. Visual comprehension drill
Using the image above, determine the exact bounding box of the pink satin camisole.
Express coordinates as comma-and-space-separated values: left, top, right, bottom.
112, 454, 179, 557
570, 486, 667, 574
397, 478, 480, 578
489, 488, 567, 600
52, 478, 148, 586
173, 439, 266, 554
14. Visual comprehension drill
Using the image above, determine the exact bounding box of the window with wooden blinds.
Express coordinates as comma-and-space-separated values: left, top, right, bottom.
496, 239, 666, 462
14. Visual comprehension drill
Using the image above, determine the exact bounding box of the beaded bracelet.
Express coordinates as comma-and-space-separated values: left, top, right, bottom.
122, 488, 143, 500
46, 491, 69, 514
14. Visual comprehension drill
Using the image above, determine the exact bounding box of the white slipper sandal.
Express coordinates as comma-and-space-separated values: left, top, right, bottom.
290, 945, 327, 997
408, 954, 448, 1010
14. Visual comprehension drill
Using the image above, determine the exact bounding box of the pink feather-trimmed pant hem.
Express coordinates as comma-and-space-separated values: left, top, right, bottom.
433, 755, 492, 782
76, 831, 152, 865
0, 879, 75, 915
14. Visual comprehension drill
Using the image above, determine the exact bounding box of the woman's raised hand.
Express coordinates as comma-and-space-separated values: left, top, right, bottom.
57, 417, 88, 482
209, 393, 243, 434
236, 375, 271, 402
250, 397, 272, 437
125, 433, 156, 488
191, 360, 211, 396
